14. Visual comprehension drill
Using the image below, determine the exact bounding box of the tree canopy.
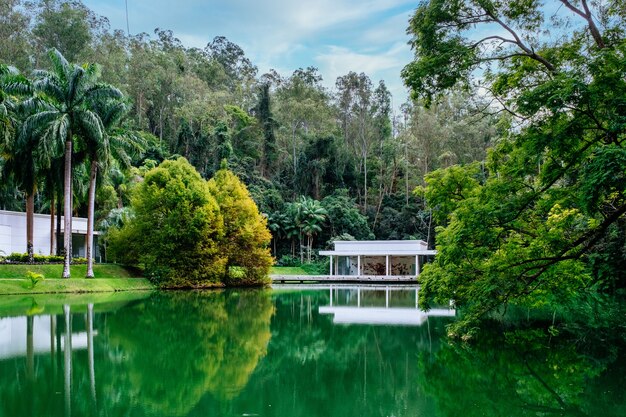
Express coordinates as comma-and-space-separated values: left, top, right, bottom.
404, 0, 626, 335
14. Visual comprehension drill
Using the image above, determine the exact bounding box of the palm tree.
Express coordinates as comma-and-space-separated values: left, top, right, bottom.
23, 49, 122, 277
0, 64, 43, 262
299, 197, 327, 263
82, 98, 143, 277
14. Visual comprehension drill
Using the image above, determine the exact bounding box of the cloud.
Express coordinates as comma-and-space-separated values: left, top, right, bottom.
83, 0, 418, 108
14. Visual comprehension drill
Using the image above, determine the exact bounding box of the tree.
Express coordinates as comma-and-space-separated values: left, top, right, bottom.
298, 196, 327, 263
24, 49, 122, 277
0, 64, 47, 262
108, 157, 226, 286
403, 0, 626, 335
321, 190, 373, 241
207, 162, 273, 284
83, 97, 143, 278
254, 82, 277, 178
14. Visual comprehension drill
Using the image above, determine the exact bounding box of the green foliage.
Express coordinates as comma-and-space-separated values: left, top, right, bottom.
24, 270, 44, 289
207, 166, 272, 284
108, 157, 226, 287
408, 1, 626, 335
3, 253, 77, 263
321, 190, 373, 240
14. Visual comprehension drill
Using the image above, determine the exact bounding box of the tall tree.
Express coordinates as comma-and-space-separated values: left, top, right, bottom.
83, 98, 143, 278
403, 0, 626, 335
255, 82, 277, 178
24, 49, 122, 277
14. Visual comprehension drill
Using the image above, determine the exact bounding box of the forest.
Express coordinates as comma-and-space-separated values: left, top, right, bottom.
2, 0, 624, 330
0, 0, 498, 270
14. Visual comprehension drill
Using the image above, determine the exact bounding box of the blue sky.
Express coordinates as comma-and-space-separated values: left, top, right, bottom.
82, 0, 418, 109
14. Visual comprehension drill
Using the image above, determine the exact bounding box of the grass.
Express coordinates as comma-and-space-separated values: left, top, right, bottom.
0, 263, 153, 295
0, 263, 141, 279
270, 266, 312, 275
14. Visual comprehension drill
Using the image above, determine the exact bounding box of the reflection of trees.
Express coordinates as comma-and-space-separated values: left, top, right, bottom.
413, 324, 626, 417
220, 291, 450, 417
104, 290, 274, 416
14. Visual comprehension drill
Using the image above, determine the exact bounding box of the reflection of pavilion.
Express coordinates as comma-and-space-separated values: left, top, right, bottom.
0, 305, 97, 417
319, 286, 455, 326
0, 316, 93, 359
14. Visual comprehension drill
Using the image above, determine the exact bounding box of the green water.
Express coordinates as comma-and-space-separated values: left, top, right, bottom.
0, 287, 624, 417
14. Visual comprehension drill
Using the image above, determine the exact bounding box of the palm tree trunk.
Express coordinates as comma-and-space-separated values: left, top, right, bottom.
56, 192, 62, 256
86, 161, 97, 278
26, 192, 34, 263
62, 138, 72, 278
50, 198, 56, 255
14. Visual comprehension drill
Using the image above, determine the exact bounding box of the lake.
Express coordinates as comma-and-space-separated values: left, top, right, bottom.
0, 286, 624, 417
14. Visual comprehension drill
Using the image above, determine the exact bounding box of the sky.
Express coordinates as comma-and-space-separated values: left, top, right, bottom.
81, 0, 418, 110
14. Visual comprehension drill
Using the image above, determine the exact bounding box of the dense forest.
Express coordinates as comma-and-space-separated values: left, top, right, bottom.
0, 0, 498, 267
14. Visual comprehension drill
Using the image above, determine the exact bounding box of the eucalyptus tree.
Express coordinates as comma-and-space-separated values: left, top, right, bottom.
25, 49, 122, 277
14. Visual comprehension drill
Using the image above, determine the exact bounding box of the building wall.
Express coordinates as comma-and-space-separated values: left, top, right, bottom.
0, 210, 101, 260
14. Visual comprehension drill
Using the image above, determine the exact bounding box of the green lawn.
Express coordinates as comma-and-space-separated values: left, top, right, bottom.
0, 263, 153, 295
270, 266, 312, 275
0, 263, 141, 279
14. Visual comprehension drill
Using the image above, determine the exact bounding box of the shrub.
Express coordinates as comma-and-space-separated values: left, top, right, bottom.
2, 253, 85, 264
108, 158, 226, 287
25, 271, 44, 289
278, 255, 301, 267
301, 260, 329, 275
207, 165, 273, 285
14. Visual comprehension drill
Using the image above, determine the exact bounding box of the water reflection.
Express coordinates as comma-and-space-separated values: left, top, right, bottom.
0, 289, 624, 417
319, 285, 455, 325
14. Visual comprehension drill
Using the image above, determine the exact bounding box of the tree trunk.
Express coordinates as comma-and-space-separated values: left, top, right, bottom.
86, 161, 97, 278
62, 138, 72, 278
26, 192, 34, 263
50, 198, 56, 255
56, 192, 62, 256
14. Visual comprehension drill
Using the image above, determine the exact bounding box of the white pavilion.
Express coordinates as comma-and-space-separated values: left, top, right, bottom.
319, 240, 436, 278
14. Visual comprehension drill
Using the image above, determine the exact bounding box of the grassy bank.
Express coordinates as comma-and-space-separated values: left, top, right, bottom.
270, 266, 312, 276
0, 263, 141, 279
0, 263, 153, 295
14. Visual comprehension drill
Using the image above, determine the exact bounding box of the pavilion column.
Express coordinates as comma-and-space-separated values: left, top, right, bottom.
357, 255, 361, 277
385, 255, 389, 276
415, 255, 419, 276
329, 255, 333, 276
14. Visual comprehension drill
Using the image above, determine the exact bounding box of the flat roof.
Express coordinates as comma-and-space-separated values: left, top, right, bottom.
319, 250, 436, 256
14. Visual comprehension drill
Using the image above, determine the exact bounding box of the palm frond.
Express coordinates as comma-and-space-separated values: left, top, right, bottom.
33, 77, 66, 105
76, 109, 104, 144
47, 49, 70, 84
85, 83, 123, 103
67, 65, 86, 106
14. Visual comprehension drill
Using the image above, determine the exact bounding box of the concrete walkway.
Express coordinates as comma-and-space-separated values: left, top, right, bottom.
270, 275, 419, 284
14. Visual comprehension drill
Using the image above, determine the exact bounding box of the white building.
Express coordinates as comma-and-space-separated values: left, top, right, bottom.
319, 240, 436, 278
0, 210, 101, 260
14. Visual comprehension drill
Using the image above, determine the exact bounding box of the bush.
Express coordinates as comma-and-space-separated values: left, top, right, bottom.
108, 158, 226, 287
301, 260, 330, 275
207, 165, 273, 285
3, 253, 87, 264
278, 255, 301, 267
